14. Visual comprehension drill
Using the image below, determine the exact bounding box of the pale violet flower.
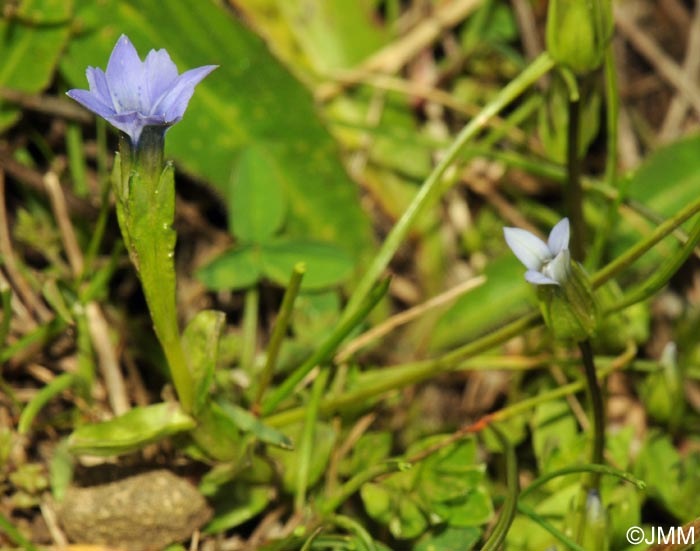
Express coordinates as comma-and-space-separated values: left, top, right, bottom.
67, 34, 217, 145
504, 218, 571, 285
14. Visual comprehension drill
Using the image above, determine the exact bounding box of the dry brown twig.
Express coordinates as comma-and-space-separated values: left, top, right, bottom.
316, 0, 484, 101
615, 1, 700, 118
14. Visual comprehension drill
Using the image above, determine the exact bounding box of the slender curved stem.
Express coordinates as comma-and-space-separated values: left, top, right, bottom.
579, 340, 605, 490
340, 53, 555, 322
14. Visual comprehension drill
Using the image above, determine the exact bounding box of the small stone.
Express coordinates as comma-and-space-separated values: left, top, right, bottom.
57, 470, 212, 551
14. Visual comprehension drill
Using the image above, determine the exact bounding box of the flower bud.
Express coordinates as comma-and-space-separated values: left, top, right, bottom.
546, 0, 612, 74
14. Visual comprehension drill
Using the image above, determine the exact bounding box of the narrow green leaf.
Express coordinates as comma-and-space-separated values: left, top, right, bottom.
215, 400, 293, 450
68, 403, 196, 456
19, 373, 76, 435
182, 310, 226, 416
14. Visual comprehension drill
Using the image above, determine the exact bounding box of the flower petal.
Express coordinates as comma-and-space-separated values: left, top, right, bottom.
143, 48, 179, 110
106, 112, 166, 144
525, 270, 559, 285
547, 217, 570, 255
153, 65, 217, 121
66, 89, 115, 119
86, 67, 113, 108
504, 227, 551, 270
542, 249, 571, 285
105, 34, 145, 113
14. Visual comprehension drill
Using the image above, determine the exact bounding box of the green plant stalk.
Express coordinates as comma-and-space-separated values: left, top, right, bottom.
261, 278, 391, 416
0, 512, 42, 551
579, 341, 605, 490
254, 263, 305, 411
517, 502, 587, 551
320, 463, 400, 515
340, 52, 556, 322
67, 123, 88, 197
264, 312, 540, 426
0, 283, 11, 349
566, 83, 585, 262
117, 133, 194, 413
18, 373, 76, 434
241, 287, 259, 373
295, 369, 329, 513
588, 47, 622, 268
482, 425, 519, 551
328, 514, 377, 551
0, 317, 66, 364
520, 464, 645, 500
609, 213, 700, 314
265, 197, 700, 426
592, 196, 700, 287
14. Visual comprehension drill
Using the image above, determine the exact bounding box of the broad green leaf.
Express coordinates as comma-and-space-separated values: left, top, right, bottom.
267, 421, 335, 492
429, 255, 531, 351
415, 526, 481, 551
360, 482, 393, 524
228, 145, 286, 242
627, 135, 700, 218
532, 399, 579, 475
260, 239, 354, 290
188, 402, 243, 462
205, 482, 273, 534
182, 310, 226, 416
0, 0, 72, 130
276, 0, 388, 71
196, 245, 262, 291
431, 488, 494, 527
613, 135, 700, 267
393, 497, 428, 539
60, 0, 374, 263
68, 403, 196, 456
215, 400, 293, 450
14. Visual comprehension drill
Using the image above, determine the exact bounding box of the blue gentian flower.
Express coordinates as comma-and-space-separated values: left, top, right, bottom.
67, 34, 217, 145
504, 218, 571, 285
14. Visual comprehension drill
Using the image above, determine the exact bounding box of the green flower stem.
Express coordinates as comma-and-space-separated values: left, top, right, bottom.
261, 278, 390, 416
264, 197, 698, 426
241, 287, 259, 373
0, 283, 11, 349
340, 52, 555, 323
295, 369, 329, 513
589, 48, 622, 269
481, 425, 519, 551
326, 514, 377, 551
264, 312, 540, 426
0, 512, 41, 551
592, 196, 700, 287
566, 79, 586, 262
117, 132, 194, 413
520, 464, 645, 500
578, 340, 604, 490
253, 263, 305, 413
608, 213, 700, 314
517, 502, 587, 551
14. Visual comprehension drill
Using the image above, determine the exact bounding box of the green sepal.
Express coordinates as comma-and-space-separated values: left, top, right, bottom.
538, 262, 598, 341
67, 402, 196, 457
